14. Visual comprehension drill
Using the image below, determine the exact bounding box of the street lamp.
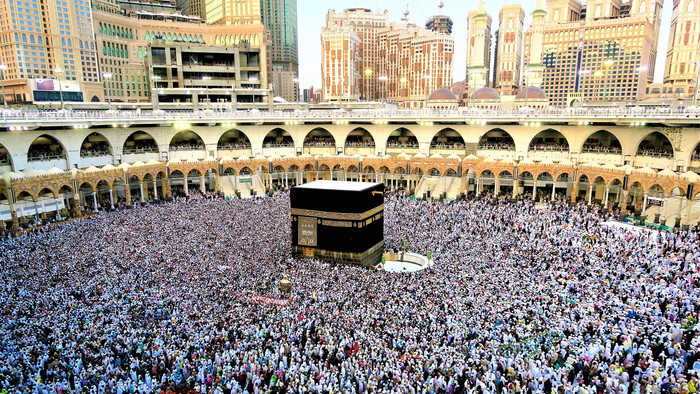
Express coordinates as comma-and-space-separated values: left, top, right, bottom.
0, 64, 7, 107
293, 77, 300, 103
400, 77, 408, 108
378, 75, 388, 102
52, 67, 64, 110
422, 74, 431, 107
202, 75, 211, 106
102, 72, 112, 108
364, 68, 373, 101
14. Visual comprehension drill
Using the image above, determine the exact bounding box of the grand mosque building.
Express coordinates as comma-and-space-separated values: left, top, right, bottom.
1, 91, 700, 231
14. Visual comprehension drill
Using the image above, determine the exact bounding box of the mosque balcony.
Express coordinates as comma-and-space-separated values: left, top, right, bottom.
633, 155, 675, 171
476, 149, 516, 161
217, 147, 253, 158
80, 154, 115, 168
344, 146, 375, 156
122, 151, 160, 163
169, 149, 206, 161
526, 149, 570, 161
429, 146, 467, 156
303, 146, 335, 156
262, 145, 295, 157
578, 152, 625, 166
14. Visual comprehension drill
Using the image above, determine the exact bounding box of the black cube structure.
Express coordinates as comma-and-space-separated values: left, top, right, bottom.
290, 181, 384, 267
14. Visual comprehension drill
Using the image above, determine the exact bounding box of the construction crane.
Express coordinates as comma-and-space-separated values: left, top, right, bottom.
401, 0, 416, 23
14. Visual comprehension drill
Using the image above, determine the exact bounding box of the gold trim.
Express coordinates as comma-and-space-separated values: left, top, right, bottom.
291, 204, 384, 221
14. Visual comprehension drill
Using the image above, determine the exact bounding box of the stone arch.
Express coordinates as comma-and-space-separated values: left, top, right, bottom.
303, 128, 335, 147
378, 166, 390, 174
217, 129, 252, 149
27, 134, 67, 161
239, 167, 251, 175
536, 172, 554, 182
0, 142, 13, 171
80, 132, 113, 157
519, 171, 534, 180
344, 127, 376, 148
431, 128, 465, 150
687, 140, 700, 164
528, 129, 569, 152
38, 187, 57, 199
170, 130, 205, 151
580, 130, 623, 154
478, 128, 516, 150
635, 131, 674, 158
123, 131, 159, 153
263, 128, 294, 147
222, 167, 236, 175
498, 170, 513, 179
387, 127, 418, 148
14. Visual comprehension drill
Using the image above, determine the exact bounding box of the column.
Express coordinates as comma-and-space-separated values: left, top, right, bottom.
570, 182, 579, 203
620, 191, 629, 212
532, 180, 537, 199
551, 182, 556, 202
153, 181, 159, 200
686, 196, 694, 224
40, 198, 47, 220
139, 182, 145, 201
285, 173, 288, 188
200, 175, 205, 193
641, 194, 649, 217
512, 179, 519, 198
603, 188, 610, 209
33, 199, 40, 222
55, 197, 62, 220
162, 177, 169, 198
660, 197, 668, 224
184, 177, 189, 195
495, 178, 501, 195
109, 189, 115, 209
475, 178, 480, 195
588, 185, 594, 205
10, 211, 18, 231
92, 192, 98, 212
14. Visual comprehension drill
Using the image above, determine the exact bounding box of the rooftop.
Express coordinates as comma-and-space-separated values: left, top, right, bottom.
294, 180, 382, 191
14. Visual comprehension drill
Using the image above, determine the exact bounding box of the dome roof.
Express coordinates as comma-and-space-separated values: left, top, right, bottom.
427, 88, 458, 102
515, 86, 548, 101
471, 87, 501, 101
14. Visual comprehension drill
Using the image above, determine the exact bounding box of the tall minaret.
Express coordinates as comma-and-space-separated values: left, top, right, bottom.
631, 0, 664, 81
663, 0, 699, 87
466, 1, 493, 94
523, 0, 547, 87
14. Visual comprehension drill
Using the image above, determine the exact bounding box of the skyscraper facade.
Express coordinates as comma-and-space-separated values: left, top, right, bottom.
0, 0, 102, 104
377, 23, 454, 108
466, 2, 492, 95
325, 8, 389, 101
664, 0, 700, 93
523, 0, 663, 107
494, 4, 524, 96
261, 0, 298, 74
320, 25, 360, 102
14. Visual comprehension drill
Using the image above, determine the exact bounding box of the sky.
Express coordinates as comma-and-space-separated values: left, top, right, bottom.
296, 0, 672, 90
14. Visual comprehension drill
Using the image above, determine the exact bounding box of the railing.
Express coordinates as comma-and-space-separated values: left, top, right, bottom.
169, 145, 205, 151
217, 144, 251, 150
2, 106, 700, 123
528, 146, 569, 152
636, 151, 673, 158
123, 148, 157, 154
80, 150, 112, 157
581, 147, 622, 154
262, 143, 294, 148
478, 144, 516, 151
27, 154, 64, 162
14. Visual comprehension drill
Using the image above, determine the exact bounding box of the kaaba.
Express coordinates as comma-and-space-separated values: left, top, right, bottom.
290, 180, 384, 267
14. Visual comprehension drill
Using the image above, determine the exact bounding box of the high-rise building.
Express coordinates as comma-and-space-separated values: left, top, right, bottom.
0, 0, 102, 104
494, 4, 524, 96
466, 1, 492, 95
664, 0, 700, 92
261, 0, 298, 73
522, 0, 547, 88
201, 0, 297, 101
377, 23, 454, 108
321, 25, 360, 101
426, 15, 453, 35
93, 0, 268, 103
523, 0, 663, 107
325, 8, 389, 101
